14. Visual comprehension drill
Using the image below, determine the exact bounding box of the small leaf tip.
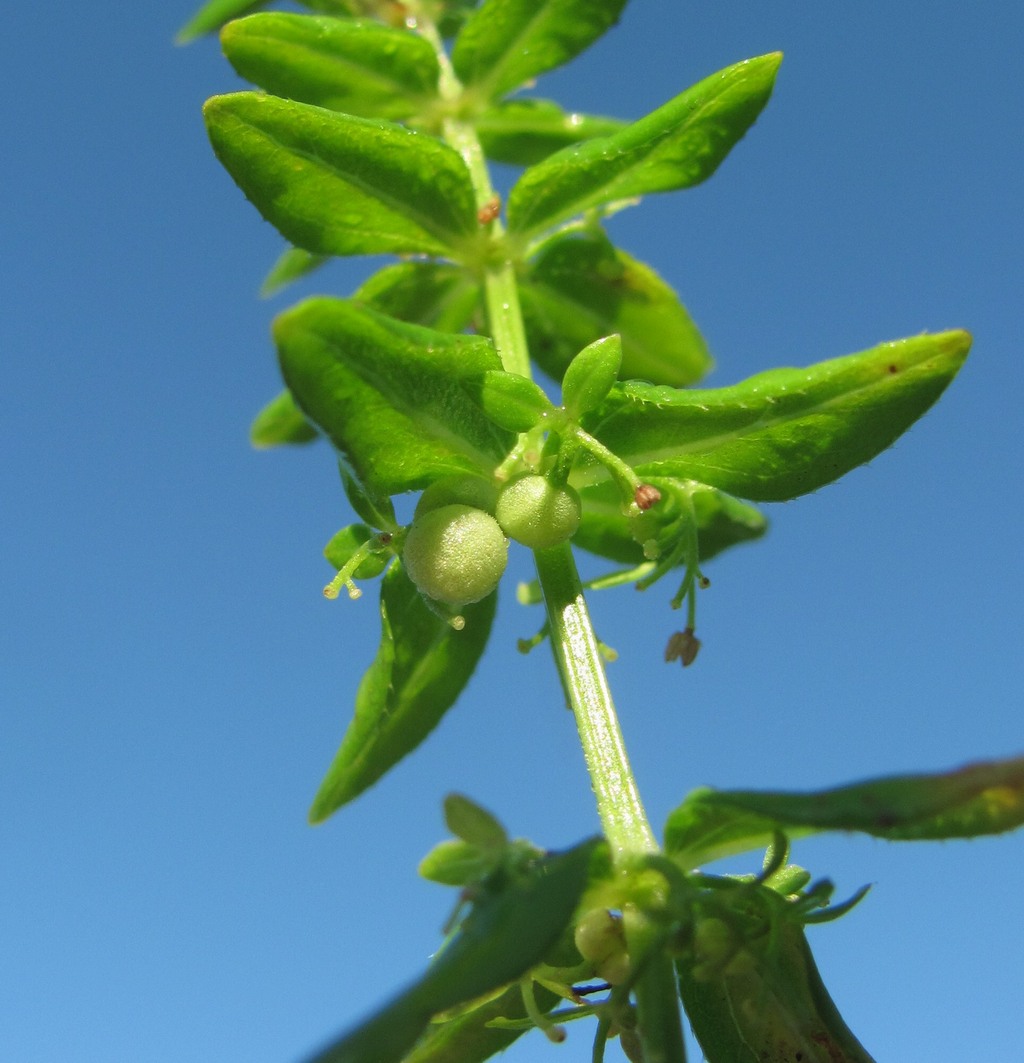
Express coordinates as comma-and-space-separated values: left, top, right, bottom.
949, 328, 973, 353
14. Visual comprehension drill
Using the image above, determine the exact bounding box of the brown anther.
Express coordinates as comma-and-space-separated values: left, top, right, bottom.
665, 627, 701, 667
634, 483, 661, 511
477, 195, 501, 224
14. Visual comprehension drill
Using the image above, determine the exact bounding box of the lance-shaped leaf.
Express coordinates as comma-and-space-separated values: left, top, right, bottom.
571, 480, 766, 566
204, 93, 478, 257
250, 388, 318, 447
275, 298, 513, 496
303, 838, 601, 1063
356, 261, 481, 333
176, 0, 268, 43
451, 0, 627, 100
581, 331, 971, 502
665, 756, 1024, 868
308, 564, 496, 821
561, 335, 622, 419
507, 53, 781, 236
475, 99, 627, 166
220, 14, 440, 121
678, 914, 876, 1063
272, 265, 480, 458
520, 231, 712, 386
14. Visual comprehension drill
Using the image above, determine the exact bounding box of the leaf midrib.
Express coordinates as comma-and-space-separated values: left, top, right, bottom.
231, 107, 469, 251
597, 351, 951, 472
240, 28, 434, 100
473, 2, 562, 97
514, 61, 764, 234
311, 323, 504, 472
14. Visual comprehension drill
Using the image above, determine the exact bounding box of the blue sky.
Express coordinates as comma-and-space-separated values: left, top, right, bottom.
3, 2, 1022, 1061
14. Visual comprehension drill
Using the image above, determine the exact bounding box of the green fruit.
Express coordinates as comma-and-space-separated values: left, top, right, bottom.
403, 505, 508, 606
496, 476, 581, 549
573, 909, 630, 985
692, 917, 736, 967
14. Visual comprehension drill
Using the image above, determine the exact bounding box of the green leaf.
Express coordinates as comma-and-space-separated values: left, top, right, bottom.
261, 246, 329, 297
323, 524, 390, 579
571, 480, 766, 566
220, 14, 440, 121
678, 914, 876, 1063
304, 838, 601, 1063
451, 0, 627, 100
665, 756, 1024, 868
176, 0, 267, 43
436, 0, 479, 39
475, 370, 556, 432
419, 838, 494, 886
561, 335, 622, 418
444, 793, 509, 850
300, 1, 363, 14
203, 93, 477, 258
275, 298, 513, 496
507, 53, 782, 236
582, 330, 971, 503
521, 232, 711, 386
402, 983, 562, 1063
408, 835, 602, 1011
339, 463, 398, 530
249, 388, 318, 447
308, 564, 496, 821
475, 99, 626, 166
356, 262, 481, 333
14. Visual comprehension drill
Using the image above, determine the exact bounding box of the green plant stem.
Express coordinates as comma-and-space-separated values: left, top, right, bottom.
420, 11, 656, 861
631, 937, 688, 1063
418, 19, 680, 1055
420, 16, 532, 379
535, 544, 682, 1060
533, 542, 657, 862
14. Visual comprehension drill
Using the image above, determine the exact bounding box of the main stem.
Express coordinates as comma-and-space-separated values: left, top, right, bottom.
426, 20, 531, 378
533, 544, 658, 860
422, 18, 657, 862
418, 15, 682, 1060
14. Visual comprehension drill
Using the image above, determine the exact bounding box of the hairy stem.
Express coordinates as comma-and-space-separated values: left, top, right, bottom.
417, 10, 657, 860
532, 547, 682, 1061
406, 12, 681, 1060
420, 17, 532, 378
534, 543, 657, 861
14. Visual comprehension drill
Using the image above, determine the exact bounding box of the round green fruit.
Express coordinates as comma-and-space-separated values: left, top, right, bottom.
402, 504, 508, 606
574, 909, 630, 985
496, 476, 581, 549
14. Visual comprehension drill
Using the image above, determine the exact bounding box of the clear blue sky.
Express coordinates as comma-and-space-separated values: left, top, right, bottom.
4, 3, 1022, 1061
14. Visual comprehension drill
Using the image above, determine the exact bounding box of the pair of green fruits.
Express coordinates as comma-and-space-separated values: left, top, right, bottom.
403, 474, 581, 606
